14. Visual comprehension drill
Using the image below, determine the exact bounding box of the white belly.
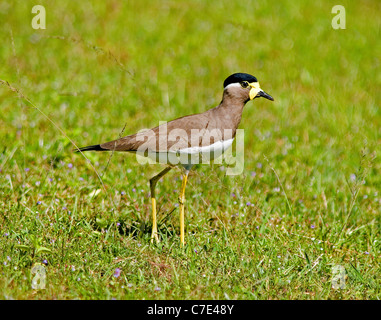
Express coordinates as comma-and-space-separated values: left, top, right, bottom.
136, 138, 235, 168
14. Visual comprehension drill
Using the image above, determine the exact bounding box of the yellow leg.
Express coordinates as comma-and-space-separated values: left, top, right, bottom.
179, 171, 189, 246
151, 197, 158, 243
149, 166, 172, 243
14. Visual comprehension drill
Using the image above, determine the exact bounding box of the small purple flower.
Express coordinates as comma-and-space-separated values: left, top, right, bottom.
194, 249, 198, 254
350, 174, 356, 182
63, 206, 67, 210
231, 193, 236, 198
37, 201, 42, 205
113, 268, 121, 278
256, 162, 263, 169
68, 163, 73, 169
79, 177, 84, 181
246, 201, 251, 206
121, 191, 126, 196
251, 171, 257, 177
42, 259, 48, 265
116, 222, 121, 227
132, 188, 136, 193
311, 224, 315, 229
48, 178, 53, 182
365, 251, 369, 255
7, 256, 11, 261
25, 168, 30, 172
35, 181, 40, 187
4, 232, 9, 236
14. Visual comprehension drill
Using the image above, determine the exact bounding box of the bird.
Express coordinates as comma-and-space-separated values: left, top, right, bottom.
76, 73, 273, 246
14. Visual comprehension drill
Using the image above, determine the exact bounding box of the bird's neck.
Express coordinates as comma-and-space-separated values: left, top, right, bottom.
215, 94, 247, 132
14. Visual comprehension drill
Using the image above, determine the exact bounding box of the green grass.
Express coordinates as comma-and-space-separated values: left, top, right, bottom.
0, 0, 380, 299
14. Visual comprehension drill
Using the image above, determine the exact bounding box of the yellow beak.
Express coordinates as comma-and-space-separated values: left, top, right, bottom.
249, 82, 261, 100
249, 82, 274, 101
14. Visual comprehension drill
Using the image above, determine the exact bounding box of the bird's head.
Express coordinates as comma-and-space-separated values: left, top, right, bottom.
223, 73, 274, 103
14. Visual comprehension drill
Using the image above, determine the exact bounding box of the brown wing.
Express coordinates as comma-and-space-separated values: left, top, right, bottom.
98, 109, 225, 152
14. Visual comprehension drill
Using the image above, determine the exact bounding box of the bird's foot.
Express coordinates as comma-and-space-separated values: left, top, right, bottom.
151, 230, 160, 243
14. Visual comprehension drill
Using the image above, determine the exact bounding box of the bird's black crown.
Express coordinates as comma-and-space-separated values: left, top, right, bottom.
223, 73, 258, 88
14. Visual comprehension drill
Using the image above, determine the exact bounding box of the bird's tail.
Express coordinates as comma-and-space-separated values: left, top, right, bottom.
75, 144, 106, 153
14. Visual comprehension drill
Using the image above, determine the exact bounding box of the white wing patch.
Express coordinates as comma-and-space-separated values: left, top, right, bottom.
138, 138, 235, 167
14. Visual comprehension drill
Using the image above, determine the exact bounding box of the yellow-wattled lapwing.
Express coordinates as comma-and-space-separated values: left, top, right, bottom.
76, 73, 273, 246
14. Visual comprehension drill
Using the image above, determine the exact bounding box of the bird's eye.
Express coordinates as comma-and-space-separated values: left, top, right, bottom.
240, 81, 249, 88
